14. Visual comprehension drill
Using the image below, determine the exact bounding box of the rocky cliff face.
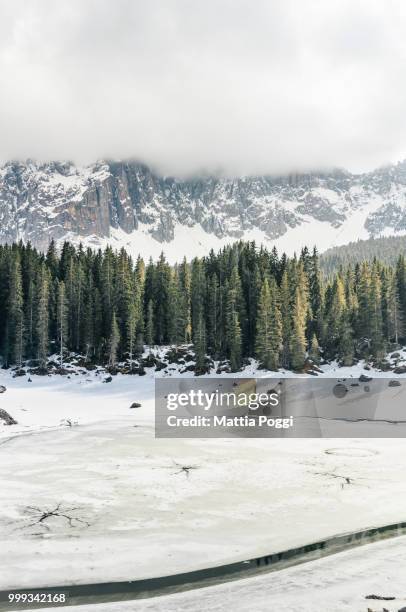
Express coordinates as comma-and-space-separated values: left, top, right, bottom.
1, 159, 406, 254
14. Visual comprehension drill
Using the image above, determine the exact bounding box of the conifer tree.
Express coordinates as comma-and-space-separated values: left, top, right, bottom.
73, 261, 85, 352
191, 259, 208, 371
82, 271, 96, 361
135, 256, 146, 354
167, 268, 183, 345
45, 240, 59, 279
145, 299, 154, 347
338, 312, 354, 366
227, 309, 242, 372
178, 258, 192, 343
225, 276, 242, 371
396, 254, 406, 318
280, 270, 291, 368
255, 278, 282, 370
309, 333, 320, 365
356, 262, 371, 340
36, 265, 50, 370
193, 309, 207, 373
369, 266, 385, 357
207, 273, 221, 357
127, 300, 138, 370
325, 276, 346, 356
8, 251, 25, 367
56, 280, 68, 367
155, 253, 171, 343
108, 311, 120, 368
387, 272, 403, 344
309, 247, 324, 341
290, 286, 307, 371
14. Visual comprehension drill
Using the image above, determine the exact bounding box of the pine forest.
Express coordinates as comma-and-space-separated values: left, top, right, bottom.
0, 240, 405, 374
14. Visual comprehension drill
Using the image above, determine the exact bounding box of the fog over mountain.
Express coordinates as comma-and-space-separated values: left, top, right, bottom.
1, 1, 406, 175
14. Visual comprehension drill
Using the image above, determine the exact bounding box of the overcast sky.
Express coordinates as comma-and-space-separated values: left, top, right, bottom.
0, 0, 406, 176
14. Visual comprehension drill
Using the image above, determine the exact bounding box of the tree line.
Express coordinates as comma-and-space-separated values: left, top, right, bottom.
320, 234, 406, 276
0, 240, 405, 372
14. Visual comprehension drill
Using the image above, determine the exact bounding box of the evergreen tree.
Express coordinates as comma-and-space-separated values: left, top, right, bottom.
127, 300, 138, 370
36, 264, 50, 370
369, 266, 385, 357
167, 268, 183, 345
280, 270, 291, 368
154, 253, 171, 343
45, 240, 59, 279
255, 278, 282, 370
309, 333, 320, 365
338, 312, 354, 366
207, 273, 221, 357
387, 271, 403, 344
108, 311, 120, 368
309, 247, 324, 341
356, 262, 371, 340
8, 251, 25, 367
145, 299, 154, 347
193, 309, 207, 373
178, 258, 192, 343
290, 286, 307, 371
56, 281, 68, 367
225, 271, 243, 371
227, 308, 242, 372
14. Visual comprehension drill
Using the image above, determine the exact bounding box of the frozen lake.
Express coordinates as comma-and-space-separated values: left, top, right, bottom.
1, 363, 406, 596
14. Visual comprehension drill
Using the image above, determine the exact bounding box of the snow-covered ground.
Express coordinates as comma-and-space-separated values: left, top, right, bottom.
1, 353, 406, 610
24, 535, 406, 612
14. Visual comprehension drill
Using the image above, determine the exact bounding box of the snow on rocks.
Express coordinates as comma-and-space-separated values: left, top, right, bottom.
0, 408, 17, 425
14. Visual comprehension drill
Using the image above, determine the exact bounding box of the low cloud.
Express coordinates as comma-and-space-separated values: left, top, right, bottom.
1, 0, 406, 175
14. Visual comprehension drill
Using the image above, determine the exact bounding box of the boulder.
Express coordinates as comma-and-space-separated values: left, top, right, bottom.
393, 365, 406, 374
155, 361, 167, 371
0, 409, 17, 425
12, 369, 26, 378
130, 402, 142, 409
0, 385, 6, 393
388, 380, 401, 387
375, 360, 391, 371
103, 376, 112, 383
142, 354, 159, 368
359, 374, 372, 382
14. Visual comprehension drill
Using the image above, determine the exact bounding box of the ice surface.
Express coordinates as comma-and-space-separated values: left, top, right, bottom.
1, 355, 406, 595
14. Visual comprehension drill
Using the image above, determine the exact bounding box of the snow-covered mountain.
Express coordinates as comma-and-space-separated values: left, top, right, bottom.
2, 159, 406, 261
